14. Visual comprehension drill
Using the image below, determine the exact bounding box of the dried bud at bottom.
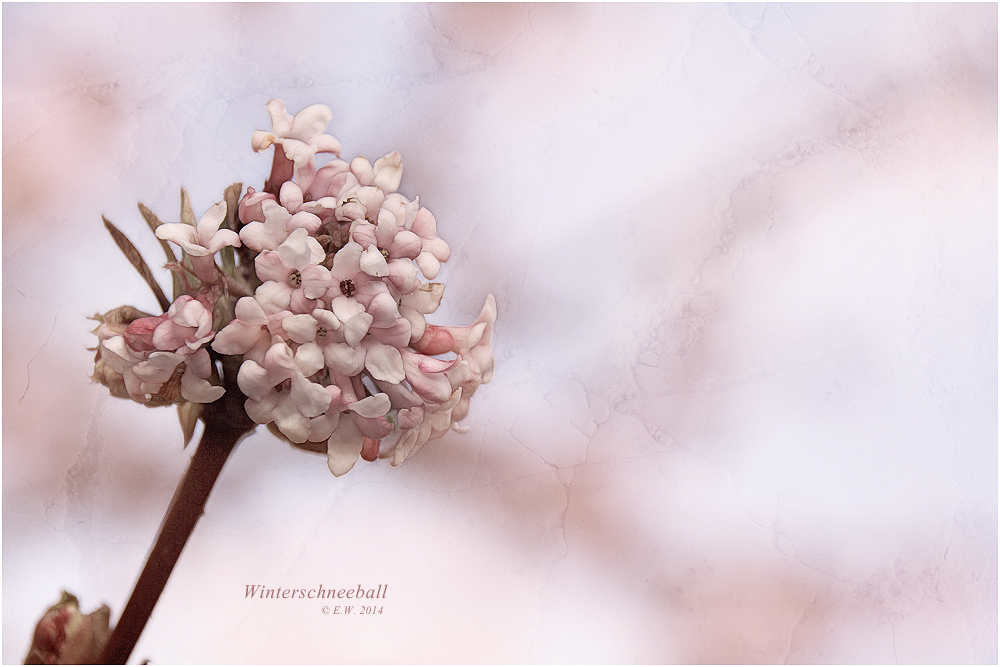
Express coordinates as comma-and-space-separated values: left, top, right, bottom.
24, 591, 112, 665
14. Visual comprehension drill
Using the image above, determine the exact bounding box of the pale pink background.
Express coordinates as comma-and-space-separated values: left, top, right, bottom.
3, 3, 996, 663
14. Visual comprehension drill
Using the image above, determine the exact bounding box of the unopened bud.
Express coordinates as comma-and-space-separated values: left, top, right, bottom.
23, 591, 112, 665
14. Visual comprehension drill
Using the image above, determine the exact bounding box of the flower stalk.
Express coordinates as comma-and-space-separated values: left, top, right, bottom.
99, 356, 254, 664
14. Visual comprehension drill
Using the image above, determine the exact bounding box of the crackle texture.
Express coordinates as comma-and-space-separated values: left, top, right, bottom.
3, 4, 996, 663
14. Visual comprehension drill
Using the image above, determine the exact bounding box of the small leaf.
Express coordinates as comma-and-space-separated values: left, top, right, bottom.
220, 183, 242, 275
180, 188, 196, 226
138, 202, 184, 300
177, 401, 203, 448
102, 216, 171, 312
223, 183, 243, 230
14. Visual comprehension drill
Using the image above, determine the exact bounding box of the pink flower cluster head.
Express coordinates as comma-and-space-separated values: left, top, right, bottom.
93, 292, 224, 405
92, 98, 495, 478
212, 98, 495, 476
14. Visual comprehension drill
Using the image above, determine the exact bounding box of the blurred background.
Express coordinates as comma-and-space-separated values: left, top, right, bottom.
3, 3, 996, 663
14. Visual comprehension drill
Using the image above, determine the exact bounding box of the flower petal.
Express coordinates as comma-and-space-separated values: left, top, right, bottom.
196, 201, 227, 241
290, 375, 332, 418
294, 342, 325, 377
327, 419, 364, 476
359, 245, 389, 277
181, 368, 224, 403
283, 314, 318, 344
363, 342, 405, 383
349, 393, 391, 418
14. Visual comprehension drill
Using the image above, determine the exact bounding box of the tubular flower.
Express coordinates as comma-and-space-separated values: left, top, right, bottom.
155, 202, 241, 283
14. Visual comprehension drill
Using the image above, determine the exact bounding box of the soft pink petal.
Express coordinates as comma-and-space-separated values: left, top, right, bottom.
181, 369, 224, 403
360, 246, 389, 277
363, 343, 405, 383
349, 393, 391, 418
327, 419, 363, 477
290, 375, 333, 419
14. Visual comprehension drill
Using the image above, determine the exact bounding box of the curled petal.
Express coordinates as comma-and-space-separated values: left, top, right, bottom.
360, 246, 389, 277
415, 252, 441, 280
265, 99, 294, 136
372, 151, 403, 193
195, 202, 227, 242
154, 223, 198, 252
290, 375, 332, 418
181, 369, 224, 403
288, 103, 333, 141
349, 393, 391, 418
251, 130, 276, 152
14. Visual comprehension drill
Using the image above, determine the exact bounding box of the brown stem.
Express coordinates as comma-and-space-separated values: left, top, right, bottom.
99, 365, 254, 664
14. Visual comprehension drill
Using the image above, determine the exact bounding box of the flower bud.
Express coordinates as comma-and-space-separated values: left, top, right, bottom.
23, 591, 111, 665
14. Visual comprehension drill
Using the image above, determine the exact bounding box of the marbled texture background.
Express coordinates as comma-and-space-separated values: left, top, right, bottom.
3, 3, 996, 663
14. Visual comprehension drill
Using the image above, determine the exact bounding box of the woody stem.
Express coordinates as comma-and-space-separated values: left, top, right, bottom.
99, 358, 253, 664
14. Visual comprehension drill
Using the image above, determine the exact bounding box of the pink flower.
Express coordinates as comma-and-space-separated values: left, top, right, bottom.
253, 228, 331, 314
155, 202, 241, 283
212, 296, 294, 366
349, 215, 422, 285
414, 294, 497, 423
349, 151, 403, 194
409, 206, 451, 280
95, 293, 225, 405
237, 338, 332, 443
251, 99, 342, 191
239, 199, 322, 253
326, 392, 393, 476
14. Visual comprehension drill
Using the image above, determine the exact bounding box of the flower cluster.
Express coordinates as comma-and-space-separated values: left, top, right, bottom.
92, 99, 495, 476
92, 293, 224, 406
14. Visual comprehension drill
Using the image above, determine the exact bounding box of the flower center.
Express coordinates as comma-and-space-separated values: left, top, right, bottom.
288, 269, 302, 287
275, 378, 292, 393
317, 326, 328, 338
379, 247, 389, 260
340, 279, 356, 297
